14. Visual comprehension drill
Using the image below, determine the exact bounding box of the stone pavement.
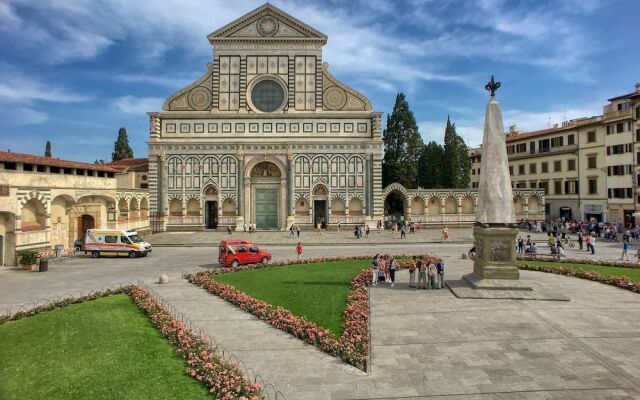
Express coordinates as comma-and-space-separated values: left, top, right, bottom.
2, 243, 640, 399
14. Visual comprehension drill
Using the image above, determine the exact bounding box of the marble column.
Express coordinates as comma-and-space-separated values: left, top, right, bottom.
235, 156, 245, 231
285, 154, 295, 229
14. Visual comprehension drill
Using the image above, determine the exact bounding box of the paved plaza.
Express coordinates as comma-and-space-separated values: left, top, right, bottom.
1, 234, 640, 399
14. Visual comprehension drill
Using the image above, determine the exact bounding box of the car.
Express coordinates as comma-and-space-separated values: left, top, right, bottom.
219, 239, 272, 268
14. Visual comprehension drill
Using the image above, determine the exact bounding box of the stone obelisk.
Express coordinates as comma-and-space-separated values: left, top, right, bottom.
463, 76, 528, 290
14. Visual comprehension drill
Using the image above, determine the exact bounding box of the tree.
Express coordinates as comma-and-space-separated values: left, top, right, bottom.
382, 93, 423, 188
418, 141, 445, 188
94, 159, 106, 164
442, 116, 471, 188
44, 141, 52, 157
112, 127, 134, 161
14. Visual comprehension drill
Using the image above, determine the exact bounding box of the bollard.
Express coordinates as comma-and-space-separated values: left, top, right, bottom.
159, 274, 169, 284
461, 253, 468, 259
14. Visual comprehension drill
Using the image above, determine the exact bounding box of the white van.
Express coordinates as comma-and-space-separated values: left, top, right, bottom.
84, 229, 152, 258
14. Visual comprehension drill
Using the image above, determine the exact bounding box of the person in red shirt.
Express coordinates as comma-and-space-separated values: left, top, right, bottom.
296, 242, 303, 260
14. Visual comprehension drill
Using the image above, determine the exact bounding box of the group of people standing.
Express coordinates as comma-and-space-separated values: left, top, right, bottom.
370, 255, 444, 290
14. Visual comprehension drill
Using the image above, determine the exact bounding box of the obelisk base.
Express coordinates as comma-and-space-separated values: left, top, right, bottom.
462, 225, 532, 291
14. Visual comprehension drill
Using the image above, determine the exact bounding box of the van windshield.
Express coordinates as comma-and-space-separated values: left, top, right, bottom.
128, 234, 145, 243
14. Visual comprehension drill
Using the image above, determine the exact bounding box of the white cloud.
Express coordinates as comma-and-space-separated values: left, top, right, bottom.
111, 95, 164, 115
502, 101, 604, 132
0, 64, 91, 104
0, 107, 49, 125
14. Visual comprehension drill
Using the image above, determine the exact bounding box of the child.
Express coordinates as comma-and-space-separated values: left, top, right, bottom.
296, 242, 303, 260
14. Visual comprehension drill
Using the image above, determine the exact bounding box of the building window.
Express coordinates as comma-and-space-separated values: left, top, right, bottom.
541, 162, 548, 173
567, 134, 575, 145
529, 163, 537, 174
567, 159, 576, 171
616, 123, 624, 133
539, 139, 550, 153
565, 180, 578, 195
518, 165, 525, 175
516, 143, 526, 153
606, 125, 611, 135
516, 181, 526, 188
551, 137, 564, 147
529, 181, 537, 188
554, 180, 562, 195
472, 169, 475, 175
509, 166, 513, 175
507, 145, 515, 155
23, 163, 34, 171
250, 79, 286, 113
554, 160, 562, 172
636, 106, 640, 118
587, 155, 597, 169
538, 181, 549, 193
588, 178, 597, 195
587, 131, 596, 142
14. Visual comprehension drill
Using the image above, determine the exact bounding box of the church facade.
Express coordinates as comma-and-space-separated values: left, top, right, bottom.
148, 4, 383, 231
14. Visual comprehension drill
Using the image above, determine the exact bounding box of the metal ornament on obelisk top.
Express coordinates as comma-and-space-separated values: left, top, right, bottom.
462, 76, 532, 290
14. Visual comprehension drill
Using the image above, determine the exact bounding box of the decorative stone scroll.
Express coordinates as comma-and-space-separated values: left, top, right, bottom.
321, 63, 371, 112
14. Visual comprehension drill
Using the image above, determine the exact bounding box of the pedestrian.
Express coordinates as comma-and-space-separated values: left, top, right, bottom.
427, 260, 437, 289
636, 248, 640, 264
377, 220, 382, 233
380, 256, 388, 284
371, 254, 379, 285
400, 225, 406, 239
590, 234, 596, 255
365, 225, 370, 238
392, 223, 398, 238
436, 260, 445, 289
289, 224, 295, 237
316, 220, 322, 236
441, 226, 449, 241
517, 236, 524, 254
296, 242, 303, 260
621, 239, 630, 261
408, 256, 417, 288
388, 256, 397, 287
577, 232, 583, 250
585, 234, 591, 253
417, 258, 427, 289
243, 223, 247, 232
296, 225, 301, 237
354, 225, 359, 239
337, 221, 341, 232
227, 226, 232, 235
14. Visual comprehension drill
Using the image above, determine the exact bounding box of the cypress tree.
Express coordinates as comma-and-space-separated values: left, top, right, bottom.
44, 141, 52, 157
382, 93, 423, 188
112, 127, 134, 161
418, 141, 445, 188
442, 116, 471, 188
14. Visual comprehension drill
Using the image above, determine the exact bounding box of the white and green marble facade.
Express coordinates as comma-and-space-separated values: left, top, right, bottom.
148, 4, 383, 231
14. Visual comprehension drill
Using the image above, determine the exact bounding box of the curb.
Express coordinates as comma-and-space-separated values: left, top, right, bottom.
150, 240, 471, 247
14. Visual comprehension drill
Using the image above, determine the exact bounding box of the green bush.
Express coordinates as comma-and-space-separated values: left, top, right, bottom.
17, 250, 39, 265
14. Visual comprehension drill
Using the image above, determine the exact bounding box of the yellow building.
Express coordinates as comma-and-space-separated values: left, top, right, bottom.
470, 83, 640, 224
0, 152, 149, 266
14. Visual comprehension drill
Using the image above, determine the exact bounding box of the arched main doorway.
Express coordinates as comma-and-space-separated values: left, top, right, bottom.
203, 185, 218, 229
251, 162, 281, 229
77, 214, 94, 240
384, 191, 405, 225
312, 185, 329, 228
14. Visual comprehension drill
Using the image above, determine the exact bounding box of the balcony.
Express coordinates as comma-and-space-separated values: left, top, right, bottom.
603, 108, 632, 121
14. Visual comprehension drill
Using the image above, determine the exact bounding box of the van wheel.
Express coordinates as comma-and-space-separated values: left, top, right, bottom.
128, 251, 137, 258
261, 257, 269, 264
91, 251, 100, 258
231, 260, 239, 268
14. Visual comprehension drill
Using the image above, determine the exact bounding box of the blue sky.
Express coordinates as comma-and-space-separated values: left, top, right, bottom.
0, 0, 638, 162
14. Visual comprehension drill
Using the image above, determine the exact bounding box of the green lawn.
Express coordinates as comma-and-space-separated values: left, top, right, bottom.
517, 260, 640, 283
0, 294, 210, 400
213, 260, 370, 336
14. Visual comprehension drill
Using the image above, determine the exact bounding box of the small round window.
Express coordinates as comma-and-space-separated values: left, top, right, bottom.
251, 79, 285, 112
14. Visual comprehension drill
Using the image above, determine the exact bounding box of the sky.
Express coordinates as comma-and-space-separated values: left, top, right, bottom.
0, 0, 638, 162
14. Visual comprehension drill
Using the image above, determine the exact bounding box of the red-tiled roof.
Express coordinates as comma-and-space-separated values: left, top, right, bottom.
0, 151, 119, 173
105, 158, 149, 170
607, 91, 638, 101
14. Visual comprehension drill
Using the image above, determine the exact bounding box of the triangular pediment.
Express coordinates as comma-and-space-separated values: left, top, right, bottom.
208, 3, 327, 43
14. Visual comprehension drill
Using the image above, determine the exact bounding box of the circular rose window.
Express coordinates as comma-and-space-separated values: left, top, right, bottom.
250, 79, 285, 113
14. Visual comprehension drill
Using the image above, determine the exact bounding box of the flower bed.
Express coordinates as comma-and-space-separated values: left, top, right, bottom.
1, 287, 263, 400
518, 263, 640, 294
517, 256, 640, 269
185, 254, 440, 371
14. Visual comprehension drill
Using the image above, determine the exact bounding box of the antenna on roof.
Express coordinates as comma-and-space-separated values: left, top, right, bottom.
547, 116, 551, 128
